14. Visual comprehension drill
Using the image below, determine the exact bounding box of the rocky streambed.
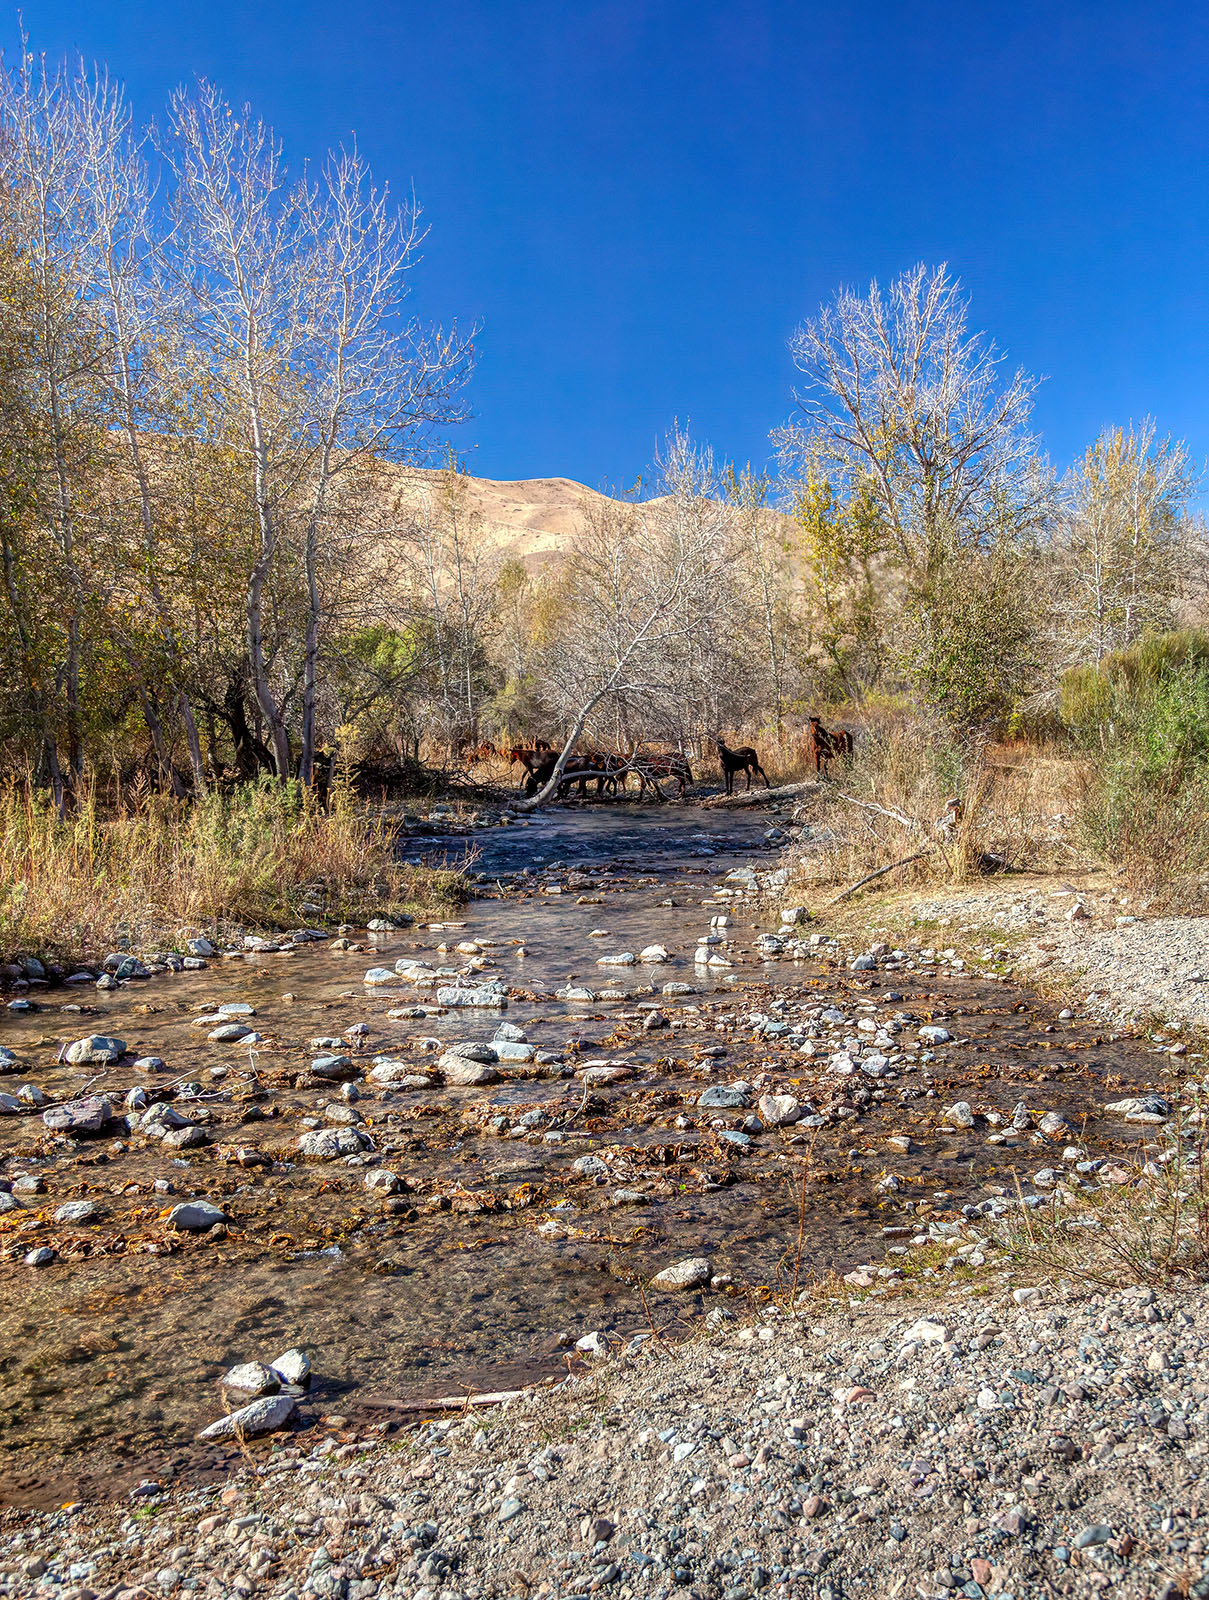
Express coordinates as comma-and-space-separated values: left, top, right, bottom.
0, 807, 1186, 1510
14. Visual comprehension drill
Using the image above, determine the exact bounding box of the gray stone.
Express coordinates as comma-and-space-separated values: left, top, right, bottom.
572, 1154, 610, 1178
363, 967, 401, 986
439, 1054, 501, 1086
166, 1199, 228, 1231
24, 1246, 54, 1267
436, 985, 509, 1008
54, 1200, 100, 1225
309, 1054, 357, 1080
944, 1100, 974, 1129
918, 1025, 951, 1046
650, 1256, 711, 1291
42, 1095, 115, 1134
208, 1022, 253, 1043
297, 1127, 365, 1159
1072, 1524, 1112, 1550
64, 1035, 126, 1065
698, 1085, 750, 1109
196, 1393, 298, 1442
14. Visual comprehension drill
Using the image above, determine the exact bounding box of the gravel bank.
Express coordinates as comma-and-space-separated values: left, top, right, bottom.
838, 877, 1209, 1033
6, 1281, 1208, 1600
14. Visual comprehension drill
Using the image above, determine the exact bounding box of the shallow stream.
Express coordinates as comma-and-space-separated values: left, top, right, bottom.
0, 806, 1169, 1507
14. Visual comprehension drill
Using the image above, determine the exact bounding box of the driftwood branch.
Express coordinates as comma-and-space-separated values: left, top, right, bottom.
829, 789, 921, 831
360, 1380, 564, 1412
823, 848, 935, 906
701, 780, 823, 809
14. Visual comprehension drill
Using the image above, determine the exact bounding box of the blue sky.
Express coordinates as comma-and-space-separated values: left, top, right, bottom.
18, 0, 1209, 491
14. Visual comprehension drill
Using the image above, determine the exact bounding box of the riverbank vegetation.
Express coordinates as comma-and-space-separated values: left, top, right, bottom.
0, 779, 464, 963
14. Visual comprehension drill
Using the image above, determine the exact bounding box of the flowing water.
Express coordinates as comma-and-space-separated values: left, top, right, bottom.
0, 806, 1167, 1507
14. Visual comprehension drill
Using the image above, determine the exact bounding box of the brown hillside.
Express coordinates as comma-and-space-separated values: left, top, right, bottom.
384, 465, 619, 567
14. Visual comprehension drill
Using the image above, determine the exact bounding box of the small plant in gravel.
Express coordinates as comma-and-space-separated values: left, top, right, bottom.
992, 1116, 1209, 1288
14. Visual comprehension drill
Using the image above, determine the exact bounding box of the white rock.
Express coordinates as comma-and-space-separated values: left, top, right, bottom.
650, 1256, 711, 1291
902, 1318, 948, 1345
757, 1093, 801, 1128
220, 1361, 279, 1397
270, 1349, 311, 1386
196, 1393, 298, 1442
296, 1127, 365, 1159
166, 1199, 228, 1231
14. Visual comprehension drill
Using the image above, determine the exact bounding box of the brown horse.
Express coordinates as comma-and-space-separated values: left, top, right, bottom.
715, 737, 769, 794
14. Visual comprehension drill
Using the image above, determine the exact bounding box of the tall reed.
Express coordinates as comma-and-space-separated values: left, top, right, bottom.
0, 777, 463, 961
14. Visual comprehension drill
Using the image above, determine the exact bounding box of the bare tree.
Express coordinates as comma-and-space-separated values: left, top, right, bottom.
781, 262, 1050, 582
1056, 420, 1197, 666
294, 150, 472, 781
519, 433, 738, 808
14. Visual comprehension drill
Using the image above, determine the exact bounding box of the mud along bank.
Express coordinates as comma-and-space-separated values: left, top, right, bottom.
0, 806, 1183, 1515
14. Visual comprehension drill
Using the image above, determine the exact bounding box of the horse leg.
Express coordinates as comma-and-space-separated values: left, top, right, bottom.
758, 762, 770, 789
744, 763, 752, 791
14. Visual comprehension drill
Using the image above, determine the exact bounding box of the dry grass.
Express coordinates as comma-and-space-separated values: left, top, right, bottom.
991, 1120, 1209, 1289
0, 777, 465, 963
785, 712, 1077, 899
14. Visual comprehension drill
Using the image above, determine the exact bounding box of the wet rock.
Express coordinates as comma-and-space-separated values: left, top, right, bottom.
186, 937, 214, 957
943, 1100, 974, 1128
596, 953, 636, 967
650, 1257, 711, 1291
363, 967, 401, 986
440, 1054, 502, 1086
297, 1127, 366, 1159
54, 1200, 100, 1225
757, 1093, 802, 1127
309, 1054, 357, 1081
208, 1022, 254, 1043
698, 1085, 750, 1109
196, 1393, 298, 1442
1040, 1110, 1072, 1137
579, 1065, 633, 1086
437, 985, 509, 1008
642, 1010, 669, 1031
1106, 1094, 1169, 1119
0, 1093, 20, 1114
494, 1022, 527, 1043
640, 945, 669, 963
270, 1348, 311, 1386
42, 1095, 115, 1134
24, 1246, 54, 1267
220, 1362, 279, 1398
166, 1199, 228, 1231
369, 1059, 434, 1088
137, 1102, 192, 1137
64, 1034, 127, 1065
572, 1154, 610, 1178
0, 1047, 17, 1071
918, 1025, 951, 1046
493, 1039, 536, 1060
365, 1169, 403, 1195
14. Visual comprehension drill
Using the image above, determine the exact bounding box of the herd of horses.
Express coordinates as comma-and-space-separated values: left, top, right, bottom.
458, 718, 856, 800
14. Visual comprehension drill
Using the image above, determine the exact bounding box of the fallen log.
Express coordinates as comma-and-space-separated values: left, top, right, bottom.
700, 780, 823, 809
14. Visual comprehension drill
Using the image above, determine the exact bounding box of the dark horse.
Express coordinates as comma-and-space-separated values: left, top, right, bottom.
715, 736, 769, 795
